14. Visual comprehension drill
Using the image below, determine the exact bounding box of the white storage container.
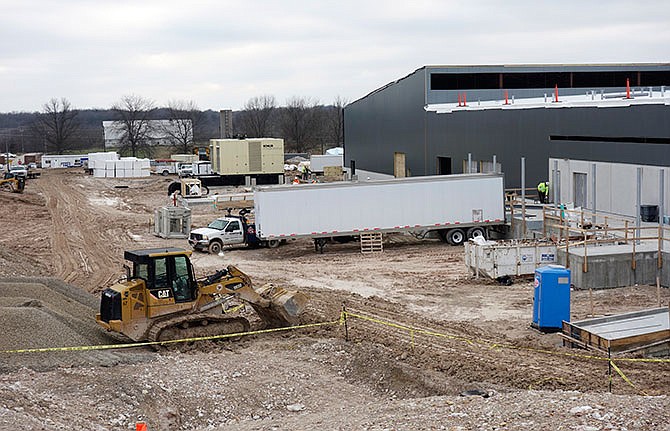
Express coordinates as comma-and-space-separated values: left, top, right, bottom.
464, 239, 558, 278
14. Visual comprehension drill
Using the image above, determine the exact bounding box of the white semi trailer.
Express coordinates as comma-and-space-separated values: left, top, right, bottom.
253, 173, 506, 251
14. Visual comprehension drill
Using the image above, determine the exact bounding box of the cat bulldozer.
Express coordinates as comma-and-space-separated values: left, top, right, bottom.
0, 173, 25, 193
95, 247, 308, 342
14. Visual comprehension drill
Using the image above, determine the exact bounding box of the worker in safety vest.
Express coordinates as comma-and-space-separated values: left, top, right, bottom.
537, 181, 549, 203
299, 164, 310, 181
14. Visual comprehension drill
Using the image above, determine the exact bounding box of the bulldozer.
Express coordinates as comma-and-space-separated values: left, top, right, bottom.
95, 247, 308, 342
0, 172, 25, 193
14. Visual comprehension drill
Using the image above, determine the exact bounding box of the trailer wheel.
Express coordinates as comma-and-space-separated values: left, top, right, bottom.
208, 241, 222, 254
446, 229, 465, 246
267, 239, 280, 249
161, 170, 169, 176
467, 227, 486, 240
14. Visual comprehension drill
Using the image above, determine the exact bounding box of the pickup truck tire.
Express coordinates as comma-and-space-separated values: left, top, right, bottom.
208, 241, 222, 254
267, 239, 280, 249
467, 227, 486, 240
446, 228, 465, 246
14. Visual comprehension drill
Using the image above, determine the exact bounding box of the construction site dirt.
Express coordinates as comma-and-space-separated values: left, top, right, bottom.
0, 169, 668, 430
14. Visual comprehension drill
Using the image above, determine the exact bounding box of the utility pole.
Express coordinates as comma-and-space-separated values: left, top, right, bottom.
4, 137, 9, 171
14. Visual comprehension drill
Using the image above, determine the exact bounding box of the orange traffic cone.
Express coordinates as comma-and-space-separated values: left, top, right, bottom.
136, 422, 147, 431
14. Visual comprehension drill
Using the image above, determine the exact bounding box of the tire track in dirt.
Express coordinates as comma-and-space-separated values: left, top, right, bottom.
39, 171, 143, 291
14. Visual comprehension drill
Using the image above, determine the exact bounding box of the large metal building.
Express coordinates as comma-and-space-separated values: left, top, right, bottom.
344, 64, 670, 188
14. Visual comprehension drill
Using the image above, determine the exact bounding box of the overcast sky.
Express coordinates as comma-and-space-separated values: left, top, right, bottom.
1, 0, 669, 113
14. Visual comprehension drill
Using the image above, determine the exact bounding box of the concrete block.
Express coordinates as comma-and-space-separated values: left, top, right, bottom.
560, 246, 669, 289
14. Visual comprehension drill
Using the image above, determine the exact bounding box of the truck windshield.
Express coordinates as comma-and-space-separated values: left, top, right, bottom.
207, 219, 228, 230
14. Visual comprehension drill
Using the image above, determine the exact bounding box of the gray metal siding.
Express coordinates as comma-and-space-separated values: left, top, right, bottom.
427, 104, 670, 188
345, 65, 670, 188
345, 70, 427, 176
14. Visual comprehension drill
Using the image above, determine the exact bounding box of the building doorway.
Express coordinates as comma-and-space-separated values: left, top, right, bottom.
573, 172, 588, 209
437, 156, 452, 175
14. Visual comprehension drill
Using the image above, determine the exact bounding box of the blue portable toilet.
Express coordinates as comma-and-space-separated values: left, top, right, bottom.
532, 265, 571, 332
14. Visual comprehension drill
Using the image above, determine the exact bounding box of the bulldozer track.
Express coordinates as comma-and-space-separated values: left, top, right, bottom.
147, 313, 251, 343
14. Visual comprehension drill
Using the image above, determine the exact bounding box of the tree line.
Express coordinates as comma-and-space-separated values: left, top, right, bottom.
0, 94, 347, 157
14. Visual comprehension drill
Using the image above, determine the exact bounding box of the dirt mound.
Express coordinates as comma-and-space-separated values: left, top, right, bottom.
0, 278, 151, 372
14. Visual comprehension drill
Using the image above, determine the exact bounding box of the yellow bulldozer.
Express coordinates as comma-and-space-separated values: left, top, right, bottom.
96, 248, 308, 342
0, 173, 25, 193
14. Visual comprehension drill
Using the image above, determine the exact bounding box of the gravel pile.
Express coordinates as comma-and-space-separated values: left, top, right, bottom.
0, 278, 151, 372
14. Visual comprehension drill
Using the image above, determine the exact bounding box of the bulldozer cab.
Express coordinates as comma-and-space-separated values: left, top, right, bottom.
124, 248, 197, 303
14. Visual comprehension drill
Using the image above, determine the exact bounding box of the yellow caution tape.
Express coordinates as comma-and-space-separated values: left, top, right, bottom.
608, 356, 670, 363
344, 311, 474, 346
0, 319, 341, 354
344, 311, 608, 361
342, 310, 670, 395
610, 360, 649, 396
343, 311, 670, 364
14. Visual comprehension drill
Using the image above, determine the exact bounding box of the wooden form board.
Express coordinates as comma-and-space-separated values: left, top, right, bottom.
562, 307, 670, 354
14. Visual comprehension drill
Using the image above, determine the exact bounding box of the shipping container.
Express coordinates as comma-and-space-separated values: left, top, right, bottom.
254, 173, 506, 246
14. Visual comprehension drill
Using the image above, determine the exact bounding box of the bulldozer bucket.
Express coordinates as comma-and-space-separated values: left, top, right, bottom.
253, 284, 309, 327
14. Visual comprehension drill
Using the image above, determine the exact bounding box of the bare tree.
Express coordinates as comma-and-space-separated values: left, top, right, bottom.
32, 98, 80, 154
326, 96, 347, 149
238, 95, 277, 137
280, 96, 321, 153
111, 95, 156, 157
163, 100, 202, 153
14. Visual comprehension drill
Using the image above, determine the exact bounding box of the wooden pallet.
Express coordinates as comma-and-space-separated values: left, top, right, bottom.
360, 232, 383, 254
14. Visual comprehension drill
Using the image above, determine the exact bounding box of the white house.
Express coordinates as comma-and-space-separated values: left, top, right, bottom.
102, 119, 193, 148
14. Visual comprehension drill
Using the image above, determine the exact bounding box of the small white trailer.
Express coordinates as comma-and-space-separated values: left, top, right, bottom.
254, 173, 506, 251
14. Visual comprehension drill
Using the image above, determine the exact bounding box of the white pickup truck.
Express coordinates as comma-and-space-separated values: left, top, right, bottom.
151, 160, 179, 176
178, 161, 212, 178
188, 210, 280, 253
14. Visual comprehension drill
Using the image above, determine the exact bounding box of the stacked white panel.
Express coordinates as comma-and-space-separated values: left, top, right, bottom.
136, 158, 151, 177
88, 152, 119, 170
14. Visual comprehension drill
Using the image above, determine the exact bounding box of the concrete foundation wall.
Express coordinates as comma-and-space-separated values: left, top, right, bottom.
559, 249, 669, 289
